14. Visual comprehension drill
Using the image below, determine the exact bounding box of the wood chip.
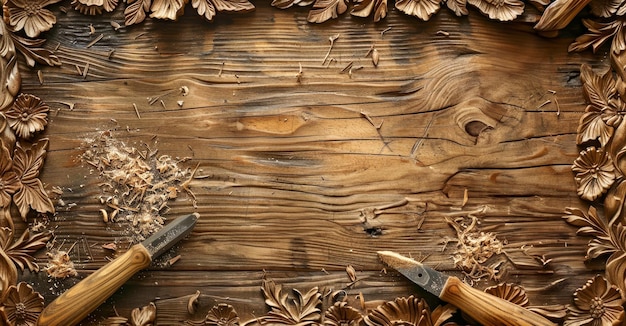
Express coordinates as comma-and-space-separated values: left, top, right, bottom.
37, 70, 44, 85
110, 21, 121, 31
88, 24, 95, 35
322, 33, 340, 64
187, 290, 200, 314
381, 27, 392, 37
133, 103, 141, 119
82, 63, 90, 79
462, 188, 468, 207
86, 34, 104, 48
372, 48, 379, 67
102, 243, 117, 250
346, 265, 357, 282
436, 30, 450, 36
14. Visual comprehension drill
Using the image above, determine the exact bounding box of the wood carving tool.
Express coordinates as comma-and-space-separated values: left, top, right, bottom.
37, 212, 199, 326
377, 250, 556, 326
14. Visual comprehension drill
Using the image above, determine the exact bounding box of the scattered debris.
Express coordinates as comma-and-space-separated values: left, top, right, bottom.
133, 103, 141, 119
444, 215, 505, 282
88, 24, 95, 35
110, 21, 121, 31
371, 48, 379, 67
436, 30, 450, 36
188, 290, 200, 314
86, 34, 104, 48
37, 70, 43, 85
102, 243, 117, 251
322, 33, 340, 64
296, 62, 303, 84
380, 27, 392, 37
45, 249, 78, 278
346, 265, 357, 283
81, 132, 192, 240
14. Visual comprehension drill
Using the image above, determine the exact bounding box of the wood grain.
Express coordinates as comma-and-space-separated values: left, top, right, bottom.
12, 3, 602, 324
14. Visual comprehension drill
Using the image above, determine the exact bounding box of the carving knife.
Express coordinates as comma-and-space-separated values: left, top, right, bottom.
38, 212, 199, 326
377, 251, 556, 326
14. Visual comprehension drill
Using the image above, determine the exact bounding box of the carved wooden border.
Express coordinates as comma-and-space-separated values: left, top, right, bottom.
0, 1, 624, 325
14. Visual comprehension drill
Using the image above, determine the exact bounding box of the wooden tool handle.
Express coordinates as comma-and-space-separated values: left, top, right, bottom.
439, 277, 556, 326
38, 244, 152, 326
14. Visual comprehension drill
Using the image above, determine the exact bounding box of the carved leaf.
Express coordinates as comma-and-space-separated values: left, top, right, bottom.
581, 64, 616, 109
467, 0, 524, 21
577, 107, 613, 146
569, 19, 623, 53
446, 0, 468, 16
12, 139, 54, 220
0, 21, 20, 111
150, 0, 187, 20
272, 0, 315, 9
604, 180, 626, 226
606, 236, 626, 296
261, 279, 322, 325
588, 236, 619, 259
124, 0, 152, 26
589, 0, 625, 17
0, 246, 17, 296
562, 206, 610, 238
395, 0, 440, 21
210, 0, 254, 12
191, 0, 216, 20
307, 0, 348, 23
4, 228, 50, 272
9, 33, 61, 67
535, 0, 591, 31
613, 22, 626, 55
351, 0, 387, 22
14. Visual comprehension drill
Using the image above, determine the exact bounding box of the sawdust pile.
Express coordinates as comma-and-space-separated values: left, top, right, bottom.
445, 215, 504, 282
82, 131, 191, 241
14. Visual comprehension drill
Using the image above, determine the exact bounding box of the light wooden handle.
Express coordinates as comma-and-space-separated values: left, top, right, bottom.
439, 277, 556, 326
38, 244, 152, 326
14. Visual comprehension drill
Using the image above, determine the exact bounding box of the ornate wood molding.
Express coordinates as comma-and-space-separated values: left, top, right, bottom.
0, 1, 623, 325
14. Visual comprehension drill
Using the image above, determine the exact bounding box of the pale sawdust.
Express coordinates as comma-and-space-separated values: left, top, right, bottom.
45, 249, 78, 278
444, 215, 505, 282
81, 131, 192, 241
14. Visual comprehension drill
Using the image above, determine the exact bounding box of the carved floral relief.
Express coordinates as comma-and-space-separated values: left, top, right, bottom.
0, 0, 623, 323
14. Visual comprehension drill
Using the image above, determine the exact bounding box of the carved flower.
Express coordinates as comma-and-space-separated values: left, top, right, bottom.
484, 283, 529, 307
205, 303, 239, 326
1, 282, 44, 326
4, 0, 61, 37
4, 94, 48, 139
324, 302, 362, 326
564, 275, 624, 326
364, 296, 434, 326
149, 0, 187, 20
572, 147, 616, 202
466, 0, 524, 21
0, 140, 19, 209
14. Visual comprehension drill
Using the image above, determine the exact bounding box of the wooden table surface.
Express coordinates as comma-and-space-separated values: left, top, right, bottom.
15, 4, 601, 324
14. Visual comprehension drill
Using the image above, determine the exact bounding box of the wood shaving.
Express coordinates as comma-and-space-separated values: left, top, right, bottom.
445, 215, 504, 282
188, 290, 200, 314
346, 265, 357, 282
45, 250, 78, 278
81, 132, 191, 241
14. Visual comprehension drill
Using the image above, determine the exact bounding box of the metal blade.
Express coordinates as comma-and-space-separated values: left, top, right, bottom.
377, 251, 449, 297
141, 213, 199, 258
